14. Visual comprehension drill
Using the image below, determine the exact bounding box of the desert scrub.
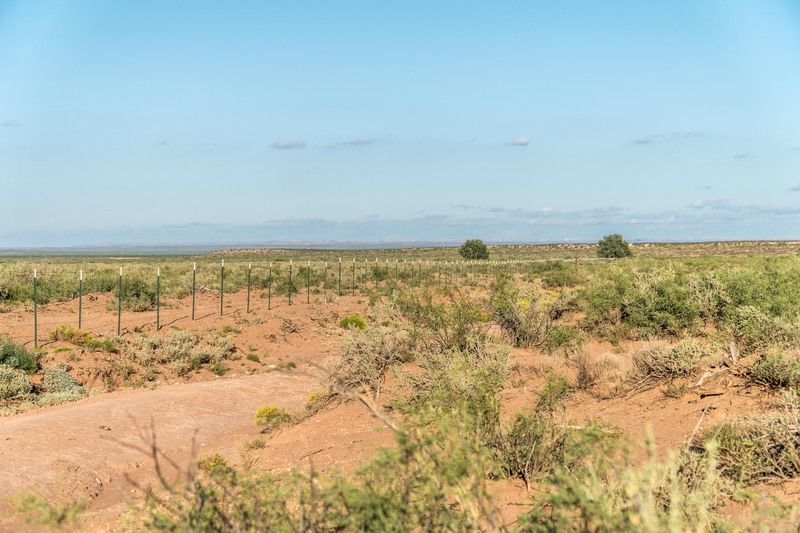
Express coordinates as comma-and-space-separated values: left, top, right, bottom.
254, 405, 293, 430
519, 435, 731, 532
394, 341, 510, 440
197, 453, 233, 477
629, 339, 710, 391
0, 364, 33, 400
129, 331, 235, 377
332, 325, 412, 394
695, 392, 800, 486
722, 305, 799, 355
49, 325, 117, 352
339, 315, 367, 330
107, 276, 158, 312
542, 324, 586, 357
490, 278, 566, 349
393, 288, 488, 352
0, 337, 37, 374
746, 353, 800, 389
36, 366, 88, 407
139, 413, 505, 532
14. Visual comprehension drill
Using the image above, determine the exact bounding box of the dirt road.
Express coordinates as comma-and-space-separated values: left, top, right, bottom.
0, 370, 320, 529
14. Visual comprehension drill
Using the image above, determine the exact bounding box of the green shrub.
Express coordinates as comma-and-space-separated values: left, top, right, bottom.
339, 315, 367, 329
491, 279, 558, 348
747, 353, 800, 389
458, 238, 489, 260
254, 405, 293, 429
394, 289, 488, 352
197, 453, 233, 477
246, 352, 260, 363
723, 305, 798, 355
49, 325, 116, 352
596, 233, 632, 259
42, 366, 84, 394
0, 337, 37, 374
0, 364, 33, 400
542, 324, 586, 356
519, 437, 729, 531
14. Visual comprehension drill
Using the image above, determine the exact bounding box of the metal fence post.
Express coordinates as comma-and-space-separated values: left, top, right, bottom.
117, 267, 122, 335
247, 263, 251, 313
288, 259, 293, 306
33, 269, 38, 349
192, 262, 196, 320
220, 259, 225, 315
78, 270, 83, 330
156, 267, 161, 330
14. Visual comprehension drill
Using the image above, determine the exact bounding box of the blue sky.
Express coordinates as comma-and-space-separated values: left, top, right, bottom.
1, 1, 799, 246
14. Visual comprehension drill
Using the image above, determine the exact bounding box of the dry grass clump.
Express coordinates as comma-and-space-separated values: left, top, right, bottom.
629, 340, 710, 392
332, 325, 412, 395
696, 391, 800, 486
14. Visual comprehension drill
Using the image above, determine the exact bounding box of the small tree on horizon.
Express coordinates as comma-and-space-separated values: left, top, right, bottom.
459, 239, 490, 260
597, 234, 633, 259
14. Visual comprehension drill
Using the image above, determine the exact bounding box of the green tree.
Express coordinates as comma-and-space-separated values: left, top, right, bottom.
597, 234, 633, 258
458, 239, 489, 260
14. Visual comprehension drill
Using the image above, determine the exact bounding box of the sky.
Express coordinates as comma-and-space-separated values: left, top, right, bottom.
1, 0, 799, 247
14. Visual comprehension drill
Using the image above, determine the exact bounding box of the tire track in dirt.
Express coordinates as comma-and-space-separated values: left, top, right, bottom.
0, 371, 319, 527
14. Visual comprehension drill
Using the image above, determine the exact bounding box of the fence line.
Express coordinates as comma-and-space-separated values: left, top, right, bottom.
0, 257, 614, 347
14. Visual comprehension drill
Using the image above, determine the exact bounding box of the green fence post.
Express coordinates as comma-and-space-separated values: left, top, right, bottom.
338, 257, 342, 296
220, 259, 225, 315
192, 262, 196, 321
247, 263, 251, 314
307, 261, 310, 304
268, 262, 272, 310
364, 259, 368, 288
351, 258, 355, 296
395, 259, 398, 282
288, 259, 293, 306
117, 267, 122, 335
78, 270, 83, 330
156, 267, 161, 330
324, 261, 328, 300
33, 269, 38, 349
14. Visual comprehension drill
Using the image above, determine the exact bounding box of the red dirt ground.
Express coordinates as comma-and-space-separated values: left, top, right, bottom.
0, 287, 792, 530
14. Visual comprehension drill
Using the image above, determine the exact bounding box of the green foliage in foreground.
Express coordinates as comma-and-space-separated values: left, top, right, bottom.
0, 337, 37, 374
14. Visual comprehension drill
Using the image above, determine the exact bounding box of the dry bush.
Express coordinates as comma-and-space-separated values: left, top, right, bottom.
629, 339, 710, 392
0, 364, 32, 400
696, 390, 800, 486
332, 325, 412, 395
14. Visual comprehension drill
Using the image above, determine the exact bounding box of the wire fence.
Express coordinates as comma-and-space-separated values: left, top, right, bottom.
0, 257, 614, 348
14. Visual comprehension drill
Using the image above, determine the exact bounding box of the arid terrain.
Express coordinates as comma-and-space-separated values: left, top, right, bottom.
2, 244, 800, 530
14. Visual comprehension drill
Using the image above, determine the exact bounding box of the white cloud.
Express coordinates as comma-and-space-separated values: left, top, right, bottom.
505, 136, 530, 146
1, 120, 20, 127
271, 140, 306, 150
339, 139, 374, 146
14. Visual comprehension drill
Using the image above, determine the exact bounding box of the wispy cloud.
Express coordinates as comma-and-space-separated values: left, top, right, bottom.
505, 136, 530, 146
339, 139, 374, 146
633, 131, 705, 145
1, 120, 21, 127
271, 140, 306, 150
157, 138, 171, 146
733, 152, 751, 159
790, 146, 800, 151
788, 186, 800, 192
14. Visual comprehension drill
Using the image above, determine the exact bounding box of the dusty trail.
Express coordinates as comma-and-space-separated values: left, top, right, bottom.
0, 370, 319, 528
